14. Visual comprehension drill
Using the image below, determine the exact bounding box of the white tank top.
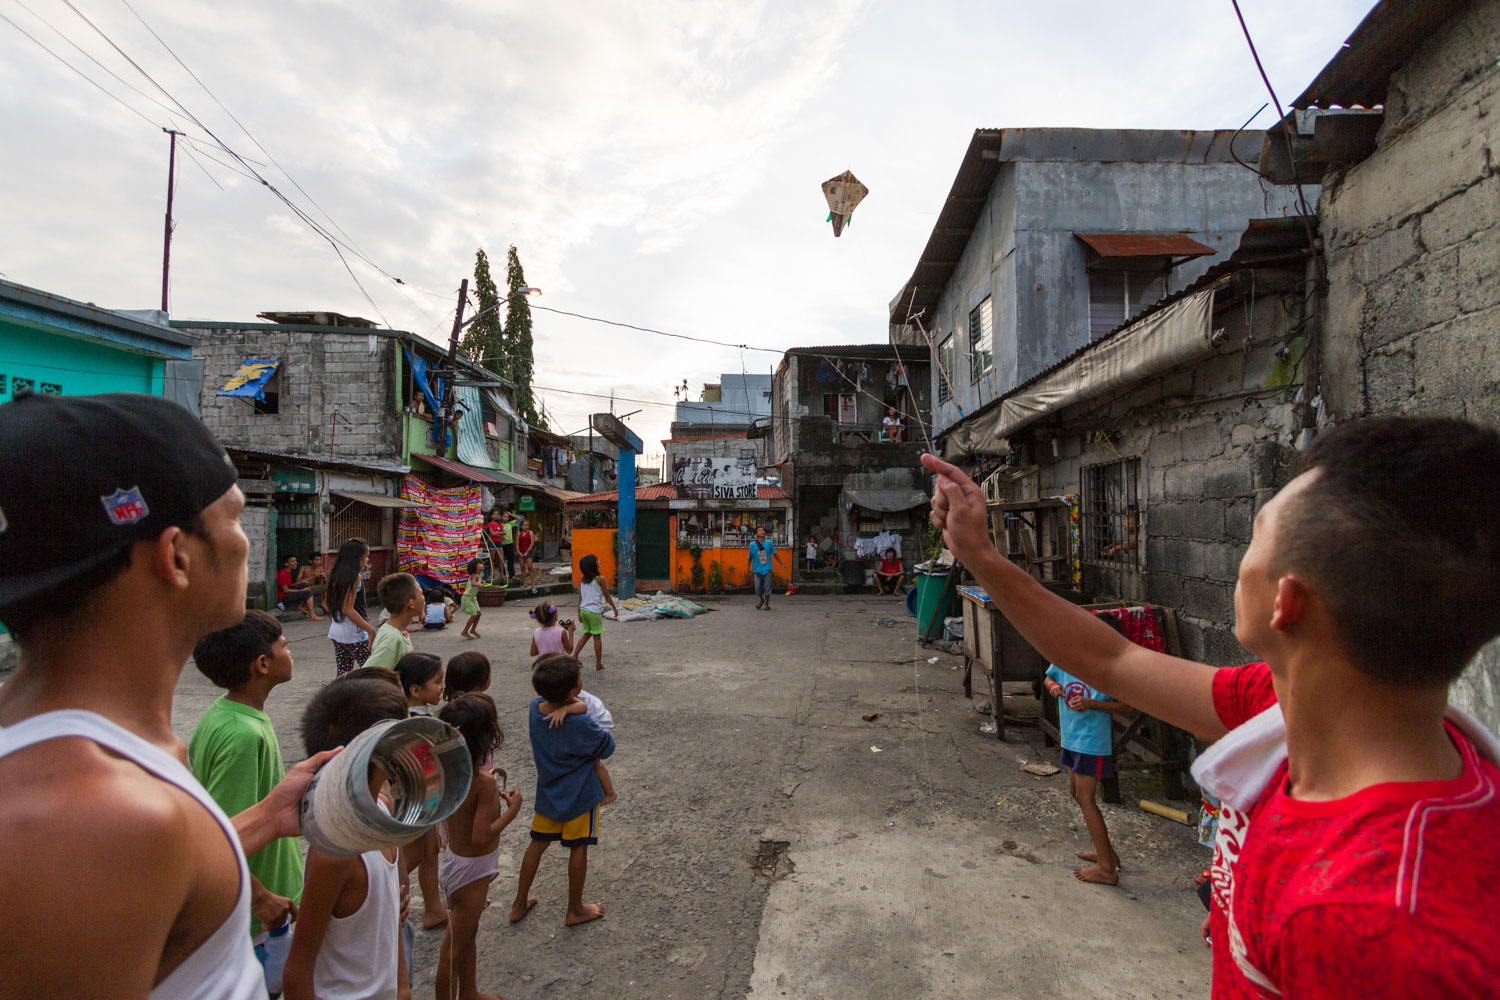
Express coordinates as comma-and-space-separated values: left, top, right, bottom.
0, 709, 263, 1000
580, 579, 604, 613
313, 849, 400, 1000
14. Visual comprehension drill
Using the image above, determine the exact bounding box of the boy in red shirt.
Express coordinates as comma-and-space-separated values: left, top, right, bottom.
923, 417, 1500, 998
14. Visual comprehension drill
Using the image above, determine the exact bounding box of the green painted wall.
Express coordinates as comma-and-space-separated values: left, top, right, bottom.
401, 412, 513, 471
0, 320, 163, 400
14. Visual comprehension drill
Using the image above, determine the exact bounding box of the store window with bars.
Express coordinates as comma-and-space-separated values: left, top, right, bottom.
1082, 458, 1141, 566
330, 500, 386, 550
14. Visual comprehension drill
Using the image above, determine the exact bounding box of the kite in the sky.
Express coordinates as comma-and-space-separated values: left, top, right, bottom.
822, 170, 868, 237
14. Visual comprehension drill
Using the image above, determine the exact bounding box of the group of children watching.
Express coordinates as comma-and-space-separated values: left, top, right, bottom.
189, 605, 617, 1000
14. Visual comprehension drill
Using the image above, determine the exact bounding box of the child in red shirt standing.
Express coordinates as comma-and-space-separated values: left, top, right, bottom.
924, 417, 1500, 998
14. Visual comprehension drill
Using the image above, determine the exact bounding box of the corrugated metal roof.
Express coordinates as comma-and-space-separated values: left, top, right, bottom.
1076, 233, 1216, 258
672, 373, 772, 425
888, 128, 1269, 324
411, 452, 504, 484
1293, 0, 1468, 110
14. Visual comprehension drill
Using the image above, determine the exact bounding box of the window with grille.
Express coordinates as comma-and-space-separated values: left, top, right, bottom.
937, 336, 955, 402
969, 298, 993, 379
331, 500, 386, 550
1082, 459, 1141, 566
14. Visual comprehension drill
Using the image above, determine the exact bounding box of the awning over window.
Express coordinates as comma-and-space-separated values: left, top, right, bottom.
411, 452, 504, 484
219, 359, 280, 401
1075, 233, 1215, 258
330, 490, 424, 509
846, 488, 929, 513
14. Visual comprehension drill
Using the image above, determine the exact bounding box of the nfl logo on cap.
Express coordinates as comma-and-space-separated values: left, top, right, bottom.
101, 487, 150, 526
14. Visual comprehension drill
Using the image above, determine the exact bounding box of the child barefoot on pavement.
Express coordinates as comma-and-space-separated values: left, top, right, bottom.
511, 653, 615, 927
1043, 613, 1134, 886
434, 693, 523, 1000
573, 554, 617, 670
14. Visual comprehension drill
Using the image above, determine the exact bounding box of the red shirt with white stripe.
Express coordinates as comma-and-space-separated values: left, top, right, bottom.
1209, 662, 1500, 998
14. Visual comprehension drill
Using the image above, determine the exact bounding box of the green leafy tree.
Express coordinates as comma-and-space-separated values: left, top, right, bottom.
503, 245, 544, 428
461, 248, 506, 378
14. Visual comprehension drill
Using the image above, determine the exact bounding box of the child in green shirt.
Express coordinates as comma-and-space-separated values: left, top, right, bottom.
363, 572, 423, 670
188, 610, 303, 991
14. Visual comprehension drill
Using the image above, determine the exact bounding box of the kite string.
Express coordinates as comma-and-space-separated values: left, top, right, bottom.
910, 312, 965, 420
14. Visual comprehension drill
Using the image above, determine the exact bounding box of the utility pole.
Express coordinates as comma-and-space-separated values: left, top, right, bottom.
160, 129, 183, 313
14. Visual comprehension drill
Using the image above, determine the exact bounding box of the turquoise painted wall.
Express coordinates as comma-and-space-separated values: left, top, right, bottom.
0, 320, 163, 399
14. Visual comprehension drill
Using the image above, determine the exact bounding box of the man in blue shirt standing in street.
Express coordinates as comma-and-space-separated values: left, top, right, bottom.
749, 525, 776, 611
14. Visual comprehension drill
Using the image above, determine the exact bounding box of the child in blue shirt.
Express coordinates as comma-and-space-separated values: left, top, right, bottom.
510, 653, 615, 927
1044, 615, 1134, 886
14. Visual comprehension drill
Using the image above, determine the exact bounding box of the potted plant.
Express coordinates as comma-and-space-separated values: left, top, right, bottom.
707, 560, 724, 594
689, 544, 706, 593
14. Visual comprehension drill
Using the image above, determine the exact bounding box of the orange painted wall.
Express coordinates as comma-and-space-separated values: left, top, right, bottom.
570, 528, 616, 589
671, 542, 790, 592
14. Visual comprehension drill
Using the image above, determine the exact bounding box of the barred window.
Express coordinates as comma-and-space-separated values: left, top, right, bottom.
330, 499, 386, 550
1082, 459, 1140, 566
937, 336, 955, 402
969, 297, 993, 379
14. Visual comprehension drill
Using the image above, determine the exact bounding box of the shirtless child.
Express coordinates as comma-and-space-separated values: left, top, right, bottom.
434, 693, 523, 1000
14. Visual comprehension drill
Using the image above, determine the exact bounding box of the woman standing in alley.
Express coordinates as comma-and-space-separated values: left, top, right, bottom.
326, 538, 378, 675
517, 517, 538, 594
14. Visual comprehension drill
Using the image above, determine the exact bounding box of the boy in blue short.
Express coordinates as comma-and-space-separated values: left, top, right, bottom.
1044, 615, 1134, 886
509, 653, 615, 927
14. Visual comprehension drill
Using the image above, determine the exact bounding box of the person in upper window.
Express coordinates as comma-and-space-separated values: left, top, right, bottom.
882, 406, 905, 443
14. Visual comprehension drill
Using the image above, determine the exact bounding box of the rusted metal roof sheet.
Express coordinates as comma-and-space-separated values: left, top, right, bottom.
1293, 0, 1468, 109
1075, 232, 1216, 258
888, 128, 1268, 323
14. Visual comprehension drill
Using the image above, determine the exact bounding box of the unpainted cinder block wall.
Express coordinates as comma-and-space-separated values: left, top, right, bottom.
1318, 1, 1500, 728
1032, 291, 1303, 664
189, 327, 401, 464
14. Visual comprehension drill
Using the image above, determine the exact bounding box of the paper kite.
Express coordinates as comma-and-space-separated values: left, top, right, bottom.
822, 170, 868, 237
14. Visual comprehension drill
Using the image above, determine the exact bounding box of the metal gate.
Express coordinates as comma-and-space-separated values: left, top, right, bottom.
636, 509, 671, 580
274, 496, 317, 570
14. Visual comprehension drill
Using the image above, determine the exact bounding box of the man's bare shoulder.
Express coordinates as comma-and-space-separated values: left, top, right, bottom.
0, 735, 200, 863
0, 738, 199, 995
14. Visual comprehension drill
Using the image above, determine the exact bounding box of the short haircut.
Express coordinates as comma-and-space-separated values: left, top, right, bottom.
192, 609, 283, 689
444, 651, 491, 700
422, 589, 439, 603
376, 572, 421, 614
2, 514, 206, 646
532, 653, 581, 704
337, 666, 401, 687
301, 678, 408, 755
396, 651, 442, 697
438, 693, 502, 766
1278, 416, 1500, 686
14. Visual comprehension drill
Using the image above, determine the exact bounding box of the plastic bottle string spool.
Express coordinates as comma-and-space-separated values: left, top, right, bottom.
300, 717, 473, 858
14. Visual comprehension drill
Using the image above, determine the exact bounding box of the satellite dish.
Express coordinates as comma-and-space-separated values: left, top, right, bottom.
822, 170, 868, 237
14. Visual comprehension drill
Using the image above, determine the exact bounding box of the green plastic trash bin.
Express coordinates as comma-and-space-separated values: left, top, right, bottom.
909, 569, 954, 637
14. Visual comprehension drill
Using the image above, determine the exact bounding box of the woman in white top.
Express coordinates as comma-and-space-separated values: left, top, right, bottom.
882, 406, 905, 443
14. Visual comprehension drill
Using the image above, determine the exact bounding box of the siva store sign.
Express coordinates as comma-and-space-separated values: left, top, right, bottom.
671, 456, 758, 500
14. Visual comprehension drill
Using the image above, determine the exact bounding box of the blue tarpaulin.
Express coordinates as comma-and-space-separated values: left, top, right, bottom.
218, 359, 280, 401
406, 349, 450, 449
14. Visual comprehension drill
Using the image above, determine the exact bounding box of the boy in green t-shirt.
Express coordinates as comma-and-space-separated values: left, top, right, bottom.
188, 609, 303, 992
363, 572, 422, 670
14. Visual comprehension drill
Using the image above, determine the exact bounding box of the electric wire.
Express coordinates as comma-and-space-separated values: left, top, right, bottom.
0, 7, 164, 130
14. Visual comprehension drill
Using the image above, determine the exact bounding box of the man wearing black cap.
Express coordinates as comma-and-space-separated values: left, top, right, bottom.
0, 391, 338, 999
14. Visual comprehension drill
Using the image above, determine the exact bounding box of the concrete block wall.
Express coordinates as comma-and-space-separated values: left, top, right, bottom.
1032, 292, 1301, 664
1317, 1, 1500, 727
189, 327, 402, 463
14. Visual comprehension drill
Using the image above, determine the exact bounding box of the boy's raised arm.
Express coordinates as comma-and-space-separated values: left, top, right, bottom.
922, 453, 1227, 740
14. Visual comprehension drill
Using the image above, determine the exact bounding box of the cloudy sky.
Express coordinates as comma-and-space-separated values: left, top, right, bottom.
2, 0, 1371, 457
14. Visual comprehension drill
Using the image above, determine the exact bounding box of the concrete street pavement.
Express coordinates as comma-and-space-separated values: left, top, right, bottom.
171, 594, 1212, 999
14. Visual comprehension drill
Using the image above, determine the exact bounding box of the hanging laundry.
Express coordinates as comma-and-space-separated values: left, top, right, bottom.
816, 360, 839, 384
853, 530, 902, 560
1092, 606, 1166, 653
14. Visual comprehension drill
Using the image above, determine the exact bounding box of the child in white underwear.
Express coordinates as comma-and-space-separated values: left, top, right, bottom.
434, 693, 522, 1000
